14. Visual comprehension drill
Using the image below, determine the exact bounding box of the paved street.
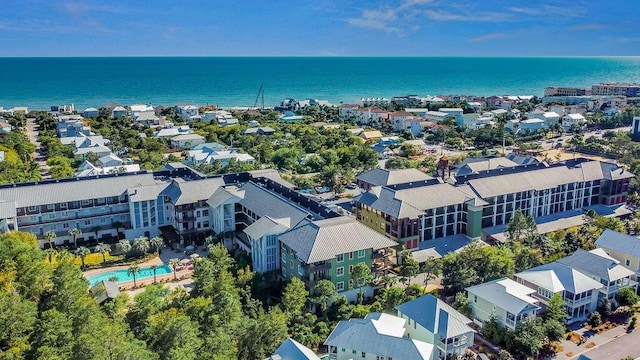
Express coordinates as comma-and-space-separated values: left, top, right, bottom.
26, 117, 50, 179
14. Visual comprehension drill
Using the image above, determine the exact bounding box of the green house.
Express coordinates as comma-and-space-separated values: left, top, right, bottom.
279, 217, 397, 302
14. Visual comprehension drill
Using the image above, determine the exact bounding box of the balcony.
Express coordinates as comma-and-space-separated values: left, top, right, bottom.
305, 261, 331, 272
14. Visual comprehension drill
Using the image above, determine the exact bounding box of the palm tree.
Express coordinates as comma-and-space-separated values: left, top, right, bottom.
150, 264, 158, 283
116, 239, 132, 256
108, 276, 119, 282
169, 258, 180, 281
68, 228, 82, 248
112, 221, 124, 239
132, 237, 150, 255
91, 225, 101, 241
128, 263, 140, 287
74, 246, 90, 269
94, 243, 111, 264
149, 236, 163, 254
44, 247, 57, 265
44, 231, 56, 250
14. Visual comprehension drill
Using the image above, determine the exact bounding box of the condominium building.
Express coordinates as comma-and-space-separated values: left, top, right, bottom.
0, 173, 157, 247
592, 83, 640, 97
355, 159, 633, 250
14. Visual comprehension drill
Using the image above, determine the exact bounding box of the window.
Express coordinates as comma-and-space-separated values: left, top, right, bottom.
84, 220, 91, 225
282, 267, 287, 277
626, 259, 631, 266
474, 295, 477, 303
28, 206, 38, 212
60, 202, 67, 209
362, 352, 366, 358
63, 223, 69, 229
196, 211, 200, 217
81, 200, 91, 206
47, 204, 55, 210
336, 267, 344, 277
349, 252, 354, 260
203, 210, 209, 216
336, 254, 344, 262
100, 218, 107, 224
298, 264, 303, 275
48, 214, 55, 220
30, 216, 38, 221
336, 282, 344, 291
349, 265, 353, 274
358, 249, 365, 258
203, 221, 209, 228
352, 350, 357, 355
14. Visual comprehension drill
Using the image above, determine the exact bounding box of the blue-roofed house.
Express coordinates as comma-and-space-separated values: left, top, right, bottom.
266, 338, 320, 360
396, 294, 475, 360
595, 229, 640, 281
324, 313, 434, 360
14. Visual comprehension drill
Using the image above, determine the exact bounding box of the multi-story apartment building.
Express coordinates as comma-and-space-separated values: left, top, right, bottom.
0, 173, 157, 247
592, 82, 640, 97
355, 159, 633, 250
278, 217, 397, 301
208, 181, 317, 273
544, 87, 590, 97
354, 183, 486, 250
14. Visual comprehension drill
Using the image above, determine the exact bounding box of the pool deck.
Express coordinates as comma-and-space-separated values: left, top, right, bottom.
84, 246, 209, 293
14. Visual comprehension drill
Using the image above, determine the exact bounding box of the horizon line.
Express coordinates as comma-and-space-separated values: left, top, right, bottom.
1, 55, 640, 59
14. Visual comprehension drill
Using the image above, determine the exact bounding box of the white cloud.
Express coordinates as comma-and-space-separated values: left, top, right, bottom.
468, 32, 508, 43
424, 10, 513, 22
346, 9, 401, 33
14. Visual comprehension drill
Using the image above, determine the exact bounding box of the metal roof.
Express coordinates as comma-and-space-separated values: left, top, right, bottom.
596, 229, 640, 259
243, 216, 290, 240
268, 338, 321, 360
557, 249, 635, 282
396, 294, 476, 338
324, 313, 433, 360
237, 182, 312, 225
0, 173, 156, 208
161, 178, 225, 206
356, 168, 433, 187
278, 217, 397, 263
467, 278, 540, 316
515, 262, 604, 294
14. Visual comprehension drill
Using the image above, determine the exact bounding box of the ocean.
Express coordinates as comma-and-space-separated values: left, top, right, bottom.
1, 57, 640, 110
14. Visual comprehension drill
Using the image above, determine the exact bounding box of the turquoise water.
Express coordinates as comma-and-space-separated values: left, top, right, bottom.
87, 264, 172, 287
1, 57, 640, 109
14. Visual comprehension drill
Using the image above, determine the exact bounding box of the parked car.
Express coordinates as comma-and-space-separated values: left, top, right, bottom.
347, 183, 358, 189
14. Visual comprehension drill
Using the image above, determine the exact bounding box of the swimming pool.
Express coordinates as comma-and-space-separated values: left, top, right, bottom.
87, 264, 173, 287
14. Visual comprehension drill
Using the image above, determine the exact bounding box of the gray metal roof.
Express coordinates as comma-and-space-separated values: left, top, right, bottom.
0, 173, 156, 208
324, 313, 433, 360
278, 217, 397, 263
396, 294, 476, 338
237, 182, 312, 225
128, 182, 169, 202
356, 168, 433, 187
267, 338, 320, 360
467, 161, 634, 198
515, 262, 604, 294
466, 278, 540, 316
457, 158, 518, 176
244, 216, 289, 240
596, 229, 640, 259
356, 186, 423, 218
557, 248, 635, 282
412, 234, 482, 261
0, 199, 17, 219
161, 178, 225, 206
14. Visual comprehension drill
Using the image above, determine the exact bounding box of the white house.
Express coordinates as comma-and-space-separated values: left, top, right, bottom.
97, 154, 124, 168
171, 134, 205, 149
339, 104, 359, 120
187, 148, 254, 166
0, 120, 12, 133
267, 338, 320, 360
356, 106, 389, 125
466, 278, 540, 331
154, 125, 193, 137
82, 107, 99, 118
356, 97, 390, 107
111, 106, 127, 119
423, 111, 450, 123
562, 114, 586, 129
557, 248, 638, 304
389, 111, 418, 132
396, 294, 475, 360
324, 313, 433, 360
438, 108, 464, 126
176, 105, 199, 120
515, 262, 603, 324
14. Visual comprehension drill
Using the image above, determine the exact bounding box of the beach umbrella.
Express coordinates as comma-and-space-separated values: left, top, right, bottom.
190, 253, 200, 259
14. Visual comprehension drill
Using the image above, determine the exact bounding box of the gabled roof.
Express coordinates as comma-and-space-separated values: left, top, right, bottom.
467, 278, 540, 316
267, 338, 320, 360
355, 186, 423, 219
233, 182, 312, 225
557, 248, 635, 282
457, 158, 518, 176
515, 262, 603, 294
396, 294, 475, 338
278, 217, 397, 263
244, 216, 290, 239
596, 229, 640, 259
324, 313, 433, 360
161, 178, 225, 206
357, 168, 433, 187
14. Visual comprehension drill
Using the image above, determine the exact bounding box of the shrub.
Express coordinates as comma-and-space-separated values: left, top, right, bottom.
588, 312, 602, 328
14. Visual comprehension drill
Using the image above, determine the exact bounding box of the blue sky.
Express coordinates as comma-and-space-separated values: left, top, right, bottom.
1, 0, 638, 56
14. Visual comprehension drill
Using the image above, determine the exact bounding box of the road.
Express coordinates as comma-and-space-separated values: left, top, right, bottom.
577, 328, 640, 360
26, 117, 51, 179
538, 126, 631, 151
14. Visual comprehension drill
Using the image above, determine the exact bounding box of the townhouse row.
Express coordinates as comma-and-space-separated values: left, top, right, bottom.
467, 229, 640, 330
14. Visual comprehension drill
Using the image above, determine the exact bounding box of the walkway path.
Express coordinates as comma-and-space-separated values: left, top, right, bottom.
25, 117, 50, 179
553, 317, 640, 360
